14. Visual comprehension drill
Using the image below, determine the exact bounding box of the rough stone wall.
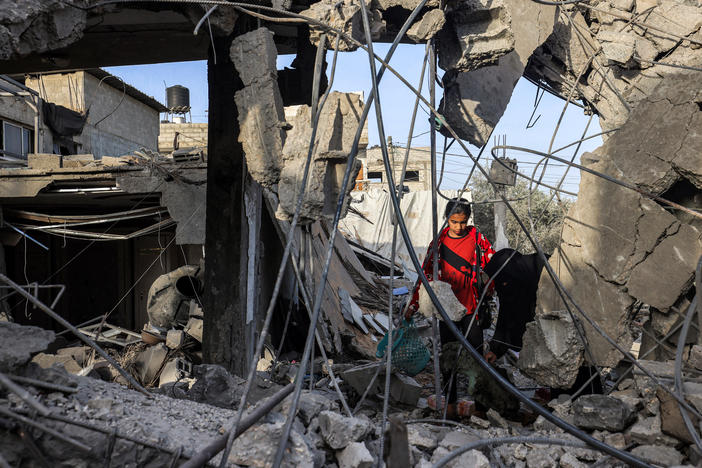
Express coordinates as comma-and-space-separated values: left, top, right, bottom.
158, 122, 209, 154
519, 72, 702, 387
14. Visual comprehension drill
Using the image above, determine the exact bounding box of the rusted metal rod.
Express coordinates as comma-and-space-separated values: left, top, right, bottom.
0, 274, 150, 396
180, 382, 294, 468
0, 405, 92, 453
0, 371, 50, 416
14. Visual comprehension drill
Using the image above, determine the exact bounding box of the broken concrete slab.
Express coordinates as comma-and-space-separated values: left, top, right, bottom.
336, 441, 374, 468
437, 0, 555, 146
56, 346, 90, 367
517, 309, 585, 388
627, 414, 679, 446
572, 394, 636, 432
418, 280, 465, 321
0, 322, 55, 372
230, 27, 286, 187
301, 0, 385, 52
389, 373, 422, 405
318, 410, 371, 449
407, 9, 445, 43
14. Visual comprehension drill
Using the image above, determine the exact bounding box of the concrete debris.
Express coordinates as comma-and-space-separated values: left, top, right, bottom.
572, 394, 636, 432
165, 329, 185, 349
277, 92, 364, 224
0, 321, 55, 372
631, 444, 684, 467
437, 0, 555, 146
280, 390, 339, 424
301, 0, 385, 51
186, 364, 245, 409
517, 309, 585, 388
336, 441, 374, 468
318, 410, 371, 449
231, 27, 286, 187
184, 317, 203, 342
389, 373, 422, 406
418, 280, 465, 321
227, 421, 316, 467
406, 9, 445, 43
528, 72, 702, 385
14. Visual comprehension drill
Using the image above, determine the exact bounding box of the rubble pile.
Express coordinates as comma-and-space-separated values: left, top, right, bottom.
3, 320, 702, 467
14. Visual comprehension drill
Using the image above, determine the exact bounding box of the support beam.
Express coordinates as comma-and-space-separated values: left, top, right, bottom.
203, 25, 249, 377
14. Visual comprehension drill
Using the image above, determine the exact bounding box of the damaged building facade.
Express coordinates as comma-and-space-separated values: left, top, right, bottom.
0, 0, 701, 467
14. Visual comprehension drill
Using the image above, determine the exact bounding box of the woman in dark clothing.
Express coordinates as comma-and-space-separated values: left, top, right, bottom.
482, 248, 546, 363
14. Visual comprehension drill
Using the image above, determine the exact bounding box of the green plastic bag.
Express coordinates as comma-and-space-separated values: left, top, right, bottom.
376, 319, 430, 376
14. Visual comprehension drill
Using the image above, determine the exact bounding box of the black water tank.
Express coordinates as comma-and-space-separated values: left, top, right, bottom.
166, 85, 190, 109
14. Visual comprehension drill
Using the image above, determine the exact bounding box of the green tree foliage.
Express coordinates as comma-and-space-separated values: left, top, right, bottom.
468, 174, 573, 255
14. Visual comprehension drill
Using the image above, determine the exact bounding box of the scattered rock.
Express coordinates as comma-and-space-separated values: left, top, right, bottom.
280, 390, 338, 424
187, 364, 245, 409
439, 430, 480, 451
336, 441, 374, 468
390, 373, 422, 405
226, 422, 316, 467
318, 411, 371, 449
0, 322, 55, 372
165, 329, 185, 349
572, 395, 636, 431
559, 452, 587, 468
631, 444, 684, 467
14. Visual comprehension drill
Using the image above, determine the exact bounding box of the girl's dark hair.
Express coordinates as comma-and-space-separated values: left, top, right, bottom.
444, 197, 471, 219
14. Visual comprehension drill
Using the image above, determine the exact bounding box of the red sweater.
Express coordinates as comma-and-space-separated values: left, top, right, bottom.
410, 226, 495, 316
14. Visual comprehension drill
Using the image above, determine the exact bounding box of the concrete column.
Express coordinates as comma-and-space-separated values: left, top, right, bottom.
202, 26, 249, 377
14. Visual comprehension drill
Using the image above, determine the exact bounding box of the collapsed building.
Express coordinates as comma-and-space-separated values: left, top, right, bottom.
0, 0, 702, 467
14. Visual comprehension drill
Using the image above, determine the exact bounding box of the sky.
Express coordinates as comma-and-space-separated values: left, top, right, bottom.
106, 43, 602, 196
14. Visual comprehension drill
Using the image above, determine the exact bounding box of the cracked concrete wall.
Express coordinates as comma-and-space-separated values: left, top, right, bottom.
0, 0, 87, 62
519, 72, 702, 387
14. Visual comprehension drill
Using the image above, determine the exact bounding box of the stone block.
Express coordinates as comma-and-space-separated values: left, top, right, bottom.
27, 153, 61, 169
0, 322, 55, 372
184, 317, 202, 342
406, 425, 440, 450
31, 352, 82, 374
657, 387, 694, 443
389, 373, 422, 405
336, 441, 373, 468
572, 394, 636, 431
165, 329, 185, 349
418, 280, 465, 321
439, 430, 480, 451
627, 414, 679, 446
158, 359, 180, 387
318, 411, 371, 449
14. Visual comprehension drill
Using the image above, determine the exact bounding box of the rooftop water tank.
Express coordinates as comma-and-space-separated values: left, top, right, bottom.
166, 85, 190, 110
